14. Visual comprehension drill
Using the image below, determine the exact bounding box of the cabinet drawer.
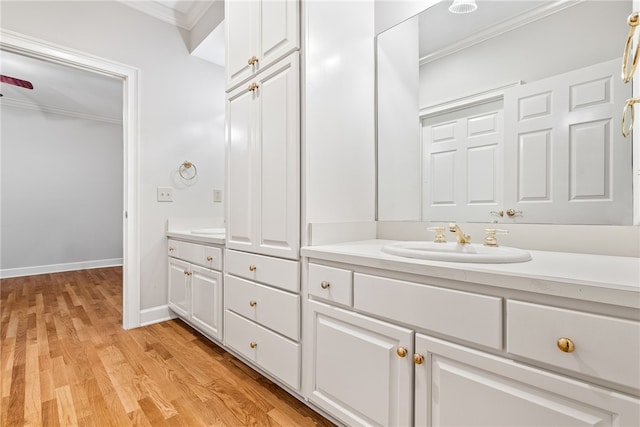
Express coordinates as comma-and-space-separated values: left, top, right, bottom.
225, 250, 299, 292
224, 310, 300, 390
167, 239, 222, 270
353, 273, 502, 349
507, 300, 640, 390
225, 275, 300, 341
308, 263, 353, 306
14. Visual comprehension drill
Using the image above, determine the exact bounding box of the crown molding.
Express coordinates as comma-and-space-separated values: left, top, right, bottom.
0, 97, 123, 125
420, 0, 582, 66
118, 1, 214, 30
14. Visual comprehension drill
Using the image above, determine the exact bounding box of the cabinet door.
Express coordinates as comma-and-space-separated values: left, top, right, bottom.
226, 53, 300, 259
254, 53, 300, 259
414, 334, 640, 427
168, 258, 189, 318
225, 0, 299, 89
308, 301, 413, 427
190, 266, 222, 342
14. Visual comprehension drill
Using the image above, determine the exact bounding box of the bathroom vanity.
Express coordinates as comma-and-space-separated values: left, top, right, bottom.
301, 240, 640, 426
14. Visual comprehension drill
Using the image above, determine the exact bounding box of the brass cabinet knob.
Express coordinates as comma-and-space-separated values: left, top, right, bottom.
320, 281, 330, 289
557, 337, 575, 353
169, 247, 175, 252
250, 342, 257, 349
248, 56, 259, 65
183, 271, 188, 275
206, 255, 213, 261
249, 300, 257, 307
396, 347, 408, 358
413, 353, 424, 365
249, 265, 257, 272
248, 82, 259, 92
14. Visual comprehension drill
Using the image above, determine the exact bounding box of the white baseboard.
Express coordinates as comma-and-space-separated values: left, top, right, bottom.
139, 305, 177, 327
0, 258, 123, 279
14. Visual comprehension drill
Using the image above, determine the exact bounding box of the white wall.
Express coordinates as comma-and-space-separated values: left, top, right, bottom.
303, 1, 376, 227
0, 1, 226, 312
1, 108, 123, 274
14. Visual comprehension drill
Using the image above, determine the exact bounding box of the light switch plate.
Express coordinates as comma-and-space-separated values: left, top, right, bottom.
213, 189, 222, 203
157, 187, 174, 202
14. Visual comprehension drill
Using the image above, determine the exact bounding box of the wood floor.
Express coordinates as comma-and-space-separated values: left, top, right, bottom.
0, 267, 334, 427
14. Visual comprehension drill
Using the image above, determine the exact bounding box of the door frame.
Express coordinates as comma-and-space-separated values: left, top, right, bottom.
1, 29, 141, 329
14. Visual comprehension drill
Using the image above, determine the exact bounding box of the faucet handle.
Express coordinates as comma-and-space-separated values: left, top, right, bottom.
484, 228, 508, 247
427, 226, 447, 243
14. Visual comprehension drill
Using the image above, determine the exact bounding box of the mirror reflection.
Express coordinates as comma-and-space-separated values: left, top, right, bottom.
377, 0, 634, 225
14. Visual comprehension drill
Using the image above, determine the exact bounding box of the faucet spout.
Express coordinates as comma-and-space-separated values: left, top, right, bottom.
449, 223, 471, 244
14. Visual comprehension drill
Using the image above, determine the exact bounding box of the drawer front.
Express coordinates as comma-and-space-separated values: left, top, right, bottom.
225, 250, 299, 292
353, 273, 502, 349
225, 275, 300, 341
308, 263, 353, 306
507, 300, 640, 390
168, 239, 222, 270
224, 310, 300, 390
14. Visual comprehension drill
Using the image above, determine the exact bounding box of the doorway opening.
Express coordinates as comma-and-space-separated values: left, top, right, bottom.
1, 29, 140, 329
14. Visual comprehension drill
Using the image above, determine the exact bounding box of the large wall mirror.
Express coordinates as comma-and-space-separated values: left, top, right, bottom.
377, 0, 638, 225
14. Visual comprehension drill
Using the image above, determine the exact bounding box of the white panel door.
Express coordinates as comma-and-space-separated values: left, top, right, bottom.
415, 334, 640, 427
255, 53, 300, 259
168, 258, 189, 318
226, 82, 255, 252
504, 58, 633, 224
225, 0, 299, 90
423, 101, 503, 222
190, 266, 222, 342
309, 301, 413, 427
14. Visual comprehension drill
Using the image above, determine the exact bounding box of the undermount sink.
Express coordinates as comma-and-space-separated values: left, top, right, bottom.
190, 228, 226, 235
381, 241, 532, 263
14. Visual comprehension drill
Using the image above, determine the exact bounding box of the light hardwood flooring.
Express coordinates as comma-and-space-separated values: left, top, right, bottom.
0, 267, 334, 426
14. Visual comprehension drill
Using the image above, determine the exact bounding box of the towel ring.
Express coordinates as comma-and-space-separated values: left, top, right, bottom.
622, 12, 640, 83
622, 97, 639, 137
178, 161, 197, 180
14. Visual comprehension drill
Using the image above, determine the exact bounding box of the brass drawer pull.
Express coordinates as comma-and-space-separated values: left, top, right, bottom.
249, 265, 257, 272
396, 347, 407, 358
248, 82, 259, 92
557, 337, 575, 353
250, 342, 257, 349
248, 56, 259, 66
169, 247, 175, 252
249, 300, 257, 307
206, 256, 213, 261
413, 353, 424, 365
320, 281, 330, 289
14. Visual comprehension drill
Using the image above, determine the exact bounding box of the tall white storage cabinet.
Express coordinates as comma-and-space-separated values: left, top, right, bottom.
224, 0, 302, 392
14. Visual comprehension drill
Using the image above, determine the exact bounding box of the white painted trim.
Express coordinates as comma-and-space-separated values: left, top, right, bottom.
307, 222, 377, 246
420, 0, 582, 65
0, 29, 142, 329
139, 305, 177, 327
117, 0, 213, 31
419, 81, 522, 118
0, 259, 124, 279
0, 97, 123, 124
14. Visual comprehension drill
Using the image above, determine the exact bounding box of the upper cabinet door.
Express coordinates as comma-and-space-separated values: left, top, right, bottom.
225, 0, 299, 90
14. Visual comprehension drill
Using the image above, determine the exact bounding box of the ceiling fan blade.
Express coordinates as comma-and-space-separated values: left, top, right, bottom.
0, 75, 34, 90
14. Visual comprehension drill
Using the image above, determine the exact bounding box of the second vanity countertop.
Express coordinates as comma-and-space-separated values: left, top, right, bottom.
301, 240, 640, 309
167, 230, 226, 245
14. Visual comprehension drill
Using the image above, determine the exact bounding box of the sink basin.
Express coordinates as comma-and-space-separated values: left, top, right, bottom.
381, 241, 531, 263
190, 228, 226, 235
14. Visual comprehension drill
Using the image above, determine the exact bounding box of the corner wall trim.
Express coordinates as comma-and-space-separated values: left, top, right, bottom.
0, 258, 124, 279
139, 305, 177, 327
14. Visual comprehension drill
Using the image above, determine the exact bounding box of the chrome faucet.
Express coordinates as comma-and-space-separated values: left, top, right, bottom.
449, 223, 471, 244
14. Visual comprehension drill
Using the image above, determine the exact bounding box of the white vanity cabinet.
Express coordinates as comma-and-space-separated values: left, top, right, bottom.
167, 239, 223, 342
225, 0, 299, 89
304, 259, 640, 427
223, 249, 301, 390
225, 52, 300, 260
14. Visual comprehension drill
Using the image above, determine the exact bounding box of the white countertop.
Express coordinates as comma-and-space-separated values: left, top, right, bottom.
301, 240, 640, 309
167, 230, 226, 245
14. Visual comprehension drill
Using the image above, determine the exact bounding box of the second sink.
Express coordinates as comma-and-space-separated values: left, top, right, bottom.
381, 241, 532, 263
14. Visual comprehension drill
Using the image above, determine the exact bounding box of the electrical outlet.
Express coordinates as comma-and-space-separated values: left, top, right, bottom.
157, 187, 174, 202
213, 189, 223, 203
